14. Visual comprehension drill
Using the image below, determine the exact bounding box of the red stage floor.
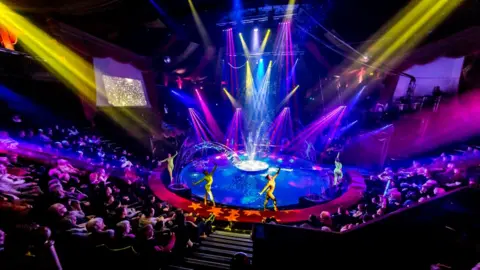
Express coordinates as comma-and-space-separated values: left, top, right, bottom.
149, 170, 366, 223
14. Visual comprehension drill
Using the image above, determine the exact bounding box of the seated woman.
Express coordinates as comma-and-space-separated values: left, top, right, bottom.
138, 207, 164, 228
112, 220, 136, 248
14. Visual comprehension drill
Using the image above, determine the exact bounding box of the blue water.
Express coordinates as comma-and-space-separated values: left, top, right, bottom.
180, 155, 335, 209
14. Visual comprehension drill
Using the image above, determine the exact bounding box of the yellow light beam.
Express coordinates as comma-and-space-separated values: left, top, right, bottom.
361, 0, 463, 71
188, 0, 212, 47
238, 33, 250, 58
285, 0, 296, 20
223, 88, 240, 108
371, 0, 459, 68
0, 3, 157, 140
245, 60, 254, 98
278, 85, 300, 109
259, 29, 271, 55
327, 0, 463, 97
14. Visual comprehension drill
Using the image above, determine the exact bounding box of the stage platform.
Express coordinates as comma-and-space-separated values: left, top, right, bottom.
148, 168, 366, 224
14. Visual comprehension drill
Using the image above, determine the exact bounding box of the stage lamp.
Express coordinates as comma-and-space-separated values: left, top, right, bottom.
260, 58, 263, 62
254, 28, 259, 31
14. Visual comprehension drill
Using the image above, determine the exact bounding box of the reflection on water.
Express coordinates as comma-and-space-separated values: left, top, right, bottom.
182, 155, 335, 209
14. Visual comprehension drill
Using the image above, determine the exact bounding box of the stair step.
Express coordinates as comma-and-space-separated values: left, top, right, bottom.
184, 257, 230, 270
214, 231, 251, 239
167, 266, 194, 270
210, 233, 253, 243
205, 237, 253, 247
191, 252, 232, 263
198, 246, 252, 257
201, 241, 253, 252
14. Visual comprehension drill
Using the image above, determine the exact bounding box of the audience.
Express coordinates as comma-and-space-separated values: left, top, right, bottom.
0, 112, 477, 270
296, 150, 478, 232
0, 116, 203, 269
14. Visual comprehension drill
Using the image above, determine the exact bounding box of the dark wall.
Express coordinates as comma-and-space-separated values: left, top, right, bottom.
252, 187, 480, 270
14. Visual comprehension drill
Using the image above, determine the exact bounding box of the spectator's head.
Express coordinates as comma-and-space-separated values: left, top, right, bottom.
48, 203, 68, 219
105, 187, 112, 197
321, 226, 332, 232
12, 115, 21, 122
8, 154, 18, 164
174, 211, 186, 227
140, 224, 154, 240
61, 214, 77, 229
308, 214, 318, 224
145, 207, 155, 218
148, 195, 156, 204
116, 220, 131, 236
433, 187, 446, 196
319, 211, 332, 227
106, 195, 115, 205
0, 229, 5, 246
97, 168, 105, 175
0, 164, 7, 175
86, 218, 106, 233
115, 206, 127, 219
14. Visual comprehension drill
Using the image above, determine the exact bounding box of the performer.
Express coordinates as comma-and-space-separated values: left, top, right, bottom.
160, 151, 178, 184
259, 168, 281, 211
193, 163, 217, 206
334, 152, 343, 186
305, 140, 315, 161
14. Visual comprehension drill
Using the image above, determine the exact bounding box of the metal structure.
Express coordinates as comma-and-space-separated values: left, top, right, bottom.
173, 139, 240, 186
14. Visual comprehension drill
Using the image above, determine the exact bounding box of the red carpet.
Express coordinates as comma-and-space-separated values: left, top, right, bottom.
149, 170, 366, 223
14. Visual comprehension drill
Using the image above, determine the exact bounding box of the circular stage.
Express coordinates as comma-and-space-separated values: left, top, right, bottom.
234, 160, 270, 172
148, 165, 366, 223
180, 154, 340, 209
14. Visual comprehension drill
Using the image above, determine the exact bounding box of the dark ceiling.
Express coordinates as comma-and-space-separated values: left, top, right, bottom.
5, 0, 480, 59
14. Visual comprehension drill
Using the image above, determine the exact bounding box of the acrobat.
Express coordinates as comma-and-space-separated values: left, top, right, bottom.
259, 167, 281, 211
160, 151, 178, 184
334, 152, 343, 186
193, 163, 217, 207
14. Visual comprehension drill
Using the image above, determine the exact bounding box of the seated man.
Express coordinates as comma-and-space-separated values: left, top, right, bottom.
85, 218, 114, 246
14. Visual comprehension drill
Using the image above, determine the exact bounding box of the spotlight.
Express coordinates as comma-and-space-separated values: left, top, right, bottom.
260, 58, 263, 62
164, 56, 171, 64
254, 28, 259, 31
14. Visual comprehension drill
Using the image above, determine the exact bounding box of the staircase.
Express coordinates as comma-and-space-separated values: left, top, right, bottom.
170, 230, 253, 270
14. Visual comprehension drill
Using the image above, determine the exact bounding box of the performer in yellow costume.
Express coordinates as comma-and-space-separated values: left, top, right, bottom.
259, 168, 281, 211
193, 163, 217, 207
334, 152, 343, 186
160, 151, 178, 184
